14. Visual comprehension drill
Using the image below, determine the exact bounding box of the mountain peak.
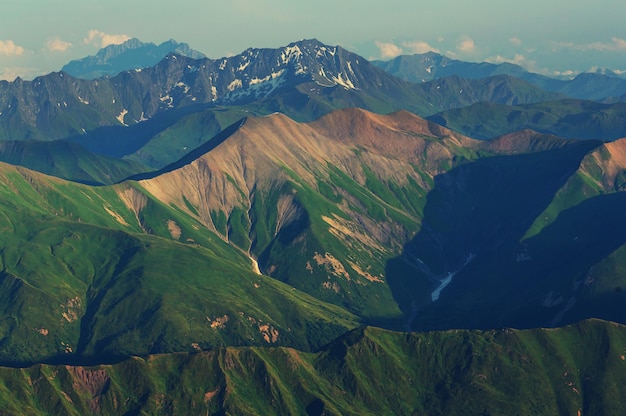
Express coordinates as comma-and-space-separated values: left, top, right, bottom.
61, 38, 206, 79
290, 38, 325, 47
115, 37, 143, 49
141, 37, 374, 107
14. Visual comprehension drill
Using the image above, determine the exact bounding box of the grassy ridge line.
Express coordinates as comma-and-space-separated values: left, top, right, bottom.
0, 319, 624, 415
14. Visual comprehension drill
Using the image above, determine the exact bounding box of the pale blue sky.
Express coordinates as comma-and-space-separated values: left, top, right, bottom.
1, 0, 625, 80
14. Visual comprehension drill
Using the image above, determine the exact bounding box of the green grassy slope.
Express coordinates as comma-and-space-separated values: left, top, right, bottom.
0, 319, 624, 415
0, 163, 359, 365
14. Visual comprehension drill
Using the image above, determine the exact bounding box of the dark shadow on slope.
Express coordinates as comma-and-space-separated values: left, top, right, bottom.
411, 191, 626, 331
384, 139, 602, 331
64, 102, 219, 158
0, 139, 145, 186
118, 118, 246, 183
306, 399, 326, 416
518, 192, 626, 325
74, 244, 145, 357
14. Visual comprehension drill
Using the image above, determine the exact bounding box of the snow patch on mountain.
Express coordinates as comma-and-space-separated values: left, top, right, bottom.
175, 82, 190, 94
159, 94, 173, 108
228, 79, 243, 92
295, 65, 307, 75
316, 46, 337, 57
346, 61, 356, 76
237, 60, 250, 72
248, 71, 285, 96
332, 72, 357, 90
280, 45, 303, 64
249, 69, 285, 86
316, 67, 335, 87
116, 109, 128, 126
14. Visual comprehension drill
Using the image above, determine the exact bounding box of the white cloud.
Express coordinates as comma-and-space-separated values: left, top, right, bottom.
457, 36, 476, 53
509, 37, 522, 46
486, 54, 527, 65
485, 53, 544, 73
0, 40, 25, 56
612, 38, 626, 50
0, 67, 40, 81
592, 37, 626, 51
375, 40, 440, 59
402, 41, 440, 54
552, 69, 578, 78
555, 37, 626, 52
586, 66, 626, 76
552, 41, 575, 52
83, 30, 131, 48
375, 41, 403, 59
46, 37, 72, 52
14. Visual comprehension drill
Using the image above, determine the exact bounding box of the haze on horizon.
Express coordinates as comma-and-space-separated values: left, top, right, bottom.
2, 0, 626, 81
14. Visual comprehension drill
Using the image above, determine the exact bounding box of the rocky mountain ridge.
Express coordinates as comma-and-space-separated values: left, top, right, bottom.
0, 39, 564, 146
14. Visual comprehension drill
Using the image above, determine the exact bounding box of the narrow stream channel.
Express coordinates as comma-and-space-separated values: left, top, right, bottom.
430, 253, 476, 302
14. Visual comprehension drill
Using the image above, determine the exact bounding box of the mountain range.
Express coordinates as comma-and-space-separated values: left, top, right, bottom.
0, 40, 567, 148
2, 38, 626, 164
0, 38, 625, 414
372, 51, 626, 101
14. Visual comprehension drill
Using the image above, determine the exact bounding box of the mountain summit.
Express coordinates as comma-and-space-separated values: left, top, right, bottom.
138, 38, 392, 105
61, 38, 206, 79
